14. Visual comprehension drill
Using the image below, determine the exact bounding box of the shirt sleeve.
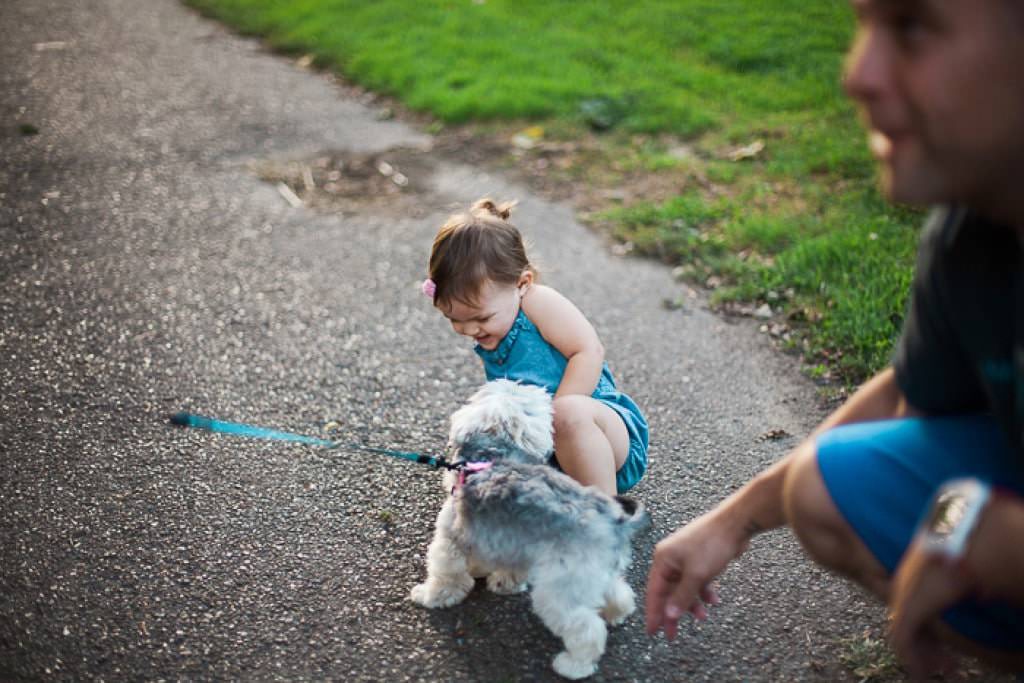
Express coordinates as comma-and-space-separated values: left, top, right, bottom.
892, 208, 988, 414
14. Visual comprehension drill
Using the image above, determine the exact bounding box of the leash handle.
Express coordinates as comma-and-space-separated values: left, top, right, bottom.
170, 412, 334, 446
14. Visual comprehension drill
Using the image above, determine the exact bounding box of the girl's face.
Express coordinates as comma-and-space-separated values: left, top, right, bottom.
439, 275, 530, 350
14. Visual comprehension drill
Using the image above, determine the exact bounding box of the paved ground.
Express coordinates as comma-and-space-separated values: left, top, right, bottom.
3, 1, 1004, 681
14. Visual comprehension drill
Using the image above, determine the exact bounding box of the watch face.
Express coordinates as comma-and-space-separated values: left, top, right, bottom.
926, 490, 968, 538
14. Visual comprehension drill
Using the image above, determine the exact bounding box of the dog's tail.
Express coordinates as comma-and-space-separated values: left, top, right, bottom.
614, 495, 652, 535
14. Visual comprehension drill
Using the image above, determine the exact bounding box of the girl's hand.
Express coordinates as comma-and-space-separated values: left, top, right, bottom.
644, 509, 747, 640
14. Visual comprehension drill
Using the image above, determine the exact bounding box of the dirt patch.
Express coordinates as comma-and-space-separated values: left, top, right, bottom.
251, 123, 714, 223
251, 146, 437, 211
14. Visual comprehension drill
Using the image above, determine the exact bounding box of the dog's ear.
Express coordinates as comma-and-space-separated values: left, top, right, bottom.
498, 411, 525, 448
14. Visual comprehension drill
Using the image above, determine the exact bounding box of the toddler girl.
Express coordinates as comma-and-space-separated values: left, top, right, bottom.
423, 198, 648, 496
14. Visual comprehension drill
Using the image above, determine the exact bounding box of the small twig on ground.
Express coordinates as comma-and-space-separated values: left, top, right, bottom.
276, 182, 303, 208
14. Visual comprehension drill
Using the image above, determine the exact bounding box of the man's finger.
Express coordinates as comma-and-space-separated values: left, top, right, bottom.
890, 605, 951, 679
662, 612, 680, 641
644, 563, 674, 634
889, 560, 962, 666
888, 576, 957, 677
891, 618, 948, 680
664, 575, 704, 629
700, 585, 720, 606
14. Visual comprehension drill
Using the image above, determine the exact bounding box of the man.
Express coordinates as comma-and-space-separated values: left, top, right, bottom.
645, 1, 1024, 677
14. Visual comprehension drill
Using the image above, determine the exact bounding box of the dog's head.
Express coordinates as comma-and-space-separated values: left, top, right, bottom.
448, 379, 553, 464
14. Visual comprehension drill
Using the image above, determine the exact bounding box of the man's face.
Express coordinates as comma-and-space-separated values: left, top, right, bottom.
844, 0, 1024, 211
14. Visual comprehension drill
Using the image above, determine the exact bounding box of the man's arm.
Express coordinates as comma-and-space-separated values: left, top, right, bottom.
645, 367, 920, 638
810, 366, 922, 437
968, 495, 1024, 602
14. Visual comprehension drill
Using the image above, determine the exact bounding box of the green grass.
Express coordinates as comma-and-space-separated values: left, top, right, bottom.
838, 630, 904, 682
605, 186, 918, 378
186, 0, 921, 383
186, 1, 854, 133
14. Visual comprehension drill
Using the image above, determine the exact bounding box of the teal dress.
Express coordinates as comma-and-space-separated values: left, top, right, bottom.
474, 309, 648, 493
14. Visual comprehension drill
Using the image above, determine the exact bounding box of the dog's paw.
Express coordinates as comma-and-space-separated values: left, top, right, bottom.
467, 558, 492, 579
410, 580, 472, 608
486, 571, 528, 595
600, 601, 634, 626
601, 581, 636, 625
552, 652, 598, 680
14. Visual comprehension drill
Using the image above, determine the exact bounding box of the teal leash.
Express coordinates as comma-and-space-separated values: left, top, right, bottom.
169, 412, 455, 469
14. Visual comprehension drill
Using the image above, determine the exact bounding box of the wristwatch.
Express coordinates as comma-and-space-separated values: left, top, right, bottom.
919, 477, 992, 560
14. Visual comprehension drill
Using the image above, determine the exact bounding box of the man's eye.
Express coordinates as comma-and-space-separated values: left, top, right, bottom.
891, 13, 928, 47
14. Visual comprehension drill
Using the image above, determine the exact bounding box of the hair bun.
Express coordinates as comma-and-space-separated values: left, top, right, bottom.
471, 198, 516, 221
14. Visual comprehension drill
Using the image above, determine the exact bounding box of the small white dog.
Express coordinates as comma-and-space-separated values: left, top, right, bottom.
410, 379, 648, 680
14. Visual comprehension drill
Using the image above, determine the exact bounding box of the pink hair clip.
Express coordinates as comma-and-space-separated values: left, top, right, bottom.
421, 278, 437, 299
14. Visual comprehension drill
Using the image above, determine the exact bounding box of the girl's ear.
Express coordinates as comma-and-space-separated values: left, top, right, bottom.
517, 270, 534, 291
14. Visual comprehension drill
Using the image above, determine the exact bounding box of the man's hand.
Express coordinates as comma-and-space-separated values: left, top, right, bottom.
887, 538, 974, 679
644, 509, 746, 640
889, 493, 1024, 678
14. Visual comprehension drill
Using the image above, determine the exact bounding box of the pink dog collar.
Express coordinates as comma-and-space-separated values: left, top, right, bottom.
456, 461, 493, 490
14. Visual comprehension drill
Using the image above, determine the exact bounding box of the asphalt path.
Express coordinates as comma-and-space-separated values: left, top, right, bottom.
2, 1, 991, 681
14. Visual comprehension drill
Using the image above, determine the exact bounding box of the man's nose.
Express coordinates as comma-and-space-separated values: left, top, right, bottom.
843, 27, 888, 105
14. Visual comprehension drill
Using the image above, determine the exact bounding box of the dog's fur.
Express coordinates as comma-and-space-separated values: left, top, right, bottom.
410, 379, 648, 680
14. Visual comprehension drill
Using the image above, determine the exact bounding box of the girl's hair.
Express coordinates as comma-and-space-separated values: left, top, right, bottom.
427, 198, 536, 307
